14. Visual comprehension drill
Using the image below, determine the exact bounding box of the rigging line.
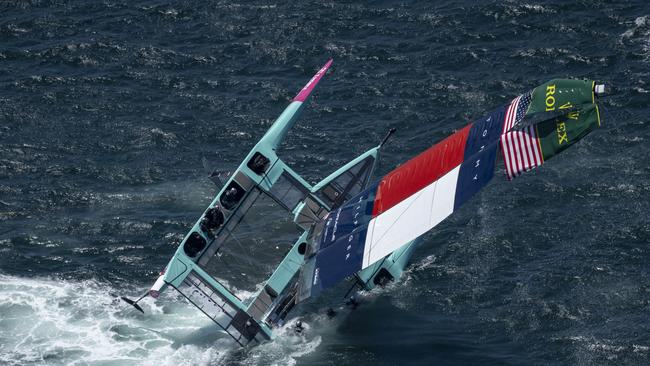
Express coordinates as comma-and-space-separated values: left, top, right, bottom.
428, 174, 439, 233
346, 222, 436, 298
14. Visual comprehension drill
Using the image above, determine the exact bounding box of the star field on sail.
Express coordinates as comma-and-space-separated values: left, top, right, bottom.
298, 79, 604, 301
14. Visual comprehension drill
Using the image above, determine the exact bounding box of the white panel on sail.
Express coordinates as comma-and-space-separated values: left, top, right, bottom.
363, 166, 460, 268
429, 165, 460, 227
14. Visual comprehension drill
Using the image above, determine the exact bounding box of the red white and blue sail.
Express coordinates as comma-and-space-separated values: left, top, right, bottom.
302, 98, 529, 294
300, 79, 602, 298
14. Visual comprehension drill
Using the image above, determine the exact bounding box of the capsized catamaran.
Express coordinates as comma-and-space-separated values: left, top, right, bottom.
121, 60, 605, 347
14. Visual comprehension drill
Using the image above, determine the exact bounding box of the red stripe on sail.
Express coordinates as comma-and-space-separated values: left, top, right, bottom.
502, 96, 521, 133
501, 95, 523, 179
510, 131, 522, 175
521, 127, 536, 168
517, 131, 531, 170
372, 124, 471, 217
501, 126, 544, 179
512, 132, 522, 173
511, 97, 521, 130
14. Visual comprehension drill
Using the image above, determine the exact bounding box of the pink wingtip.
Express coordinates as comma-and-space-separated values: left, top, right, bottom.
292, 59, 333, 102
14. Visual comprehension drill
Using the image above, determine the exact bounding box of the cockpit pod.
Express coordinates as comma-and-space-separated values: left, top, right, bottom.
220, 180, 247, 210
200, 206, 225, 238
183, 231, 207, 258
247, 152, 270, 175
185, 169, 256, 258
184, 206, 225, 258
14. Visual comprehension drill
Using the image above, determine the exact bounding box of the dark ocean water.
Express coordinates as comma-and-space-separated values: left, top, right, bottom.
1, 1, 649, 365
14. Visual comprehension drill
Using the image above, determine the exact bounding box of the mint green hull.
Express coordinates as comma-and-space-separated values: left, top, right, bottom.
142, 61, 418, 346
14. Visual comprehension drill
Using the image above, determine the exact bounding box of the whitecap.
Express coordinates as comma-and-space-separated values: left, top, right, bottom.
0, 274, 318, 365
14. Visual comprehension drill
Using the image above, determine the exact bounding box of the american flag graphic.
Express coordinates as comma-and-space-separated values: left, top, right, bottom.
500, 93, 542, 179
501, 92, 532, 133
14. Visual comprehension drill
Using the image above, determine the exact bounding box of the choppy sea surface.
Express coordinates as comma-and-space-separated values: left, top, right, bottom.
1, 1, 649, 365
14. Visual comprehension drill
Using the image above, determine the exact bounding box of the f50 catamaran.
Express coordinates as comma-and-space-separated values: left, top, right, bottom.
122, 60, 605, 346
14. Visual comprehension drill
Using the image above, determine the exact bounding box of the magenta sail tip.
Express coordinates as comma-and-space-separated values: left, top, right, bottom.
292, 59, 333, 102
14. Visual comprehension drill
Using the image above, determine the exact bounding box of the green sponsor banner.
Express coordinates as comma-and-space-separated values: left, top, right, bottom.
535, 103, 601, 161
527, 79, 595, 116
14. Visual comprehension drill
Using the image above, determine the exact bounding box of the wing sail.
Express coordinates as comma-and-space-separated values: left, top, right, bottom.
299, 79, 603, 300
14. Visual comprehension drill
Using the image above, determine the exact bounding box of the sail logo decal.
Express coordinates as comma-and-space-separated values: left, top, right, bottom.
557, 122, 568, 144
545, 84, 556, 111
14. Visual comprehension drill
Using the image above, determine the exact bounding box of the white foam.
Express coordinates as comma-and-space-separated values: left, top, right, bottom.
0, 274, 319, 365
244, 318, 322, 366
621, 15, 650, 60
